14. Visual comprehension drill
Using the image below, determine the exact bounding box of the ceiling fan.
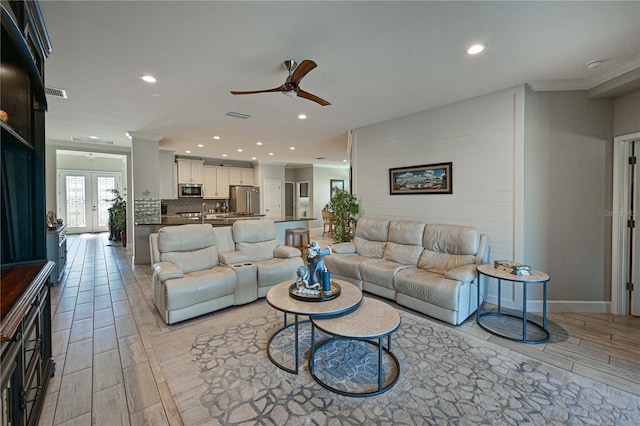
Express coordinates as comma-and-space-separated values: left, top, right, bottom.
230, 60, 331, 106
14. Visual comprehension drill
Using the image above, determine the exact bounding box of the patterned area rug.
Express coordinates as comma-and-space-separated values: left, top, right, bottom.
152, 299, 639, 425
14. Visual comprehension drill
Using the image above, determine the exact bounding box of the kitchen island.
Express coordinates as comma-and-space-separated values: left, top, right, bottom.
133, 215, 315, 264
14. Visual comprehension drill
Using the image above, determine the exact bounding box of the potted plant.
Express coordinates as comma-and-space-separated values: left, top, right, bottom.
328, 189, 360, 243
105, 188, 126, 245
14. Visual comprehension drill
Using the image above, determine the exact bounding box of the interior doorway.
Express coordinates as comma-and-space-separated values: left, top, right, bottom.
611, 132, 640, 316
285, 181, 294, 216
58, 170, 122, 234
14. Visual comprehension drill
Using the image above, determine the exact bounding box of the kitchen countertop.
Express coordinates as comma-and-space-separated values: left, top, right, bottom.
135, 215, 315, 226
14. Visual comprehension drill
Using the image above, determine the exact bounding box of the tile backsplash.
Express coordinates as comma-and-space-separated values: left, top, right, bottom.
162, 198, 229, 215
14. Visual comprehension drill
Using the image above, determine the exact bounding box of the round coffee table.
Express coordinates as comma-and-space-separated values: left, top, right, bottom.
309, 298, 401, 397
266, 280, 363, 374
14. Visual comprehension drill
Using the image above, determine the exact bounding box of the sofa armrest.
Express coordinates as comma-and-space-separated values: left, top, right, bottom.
445, 264, 477, 284
153, 262, 185, 282
219, 250, 250, 265
274, 245, 301, 258
331, 242, 356, 254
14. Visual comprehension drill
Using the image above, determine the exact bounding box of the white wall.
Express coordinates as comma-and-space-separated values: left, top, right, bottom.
352, 84, 617, 310
524, 89, 613, 307
353, 86, 525, 263
613, 89, 640, 136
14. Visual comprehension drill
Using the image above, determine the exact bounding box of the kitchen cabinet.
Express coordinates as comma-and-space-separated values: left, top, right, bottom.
159, 151, 177, 199
203, 166, 230, 199
177, 159, 204, 184
229, 168, 254, 186
46, 225, 67, 285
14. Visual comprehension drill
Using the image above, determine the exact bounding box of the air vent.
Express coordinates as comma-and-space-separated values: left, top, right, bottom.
45, 87, 67, 99
315, 157, 326, 160
71, 137, 115, 145
226, 111, 252, 119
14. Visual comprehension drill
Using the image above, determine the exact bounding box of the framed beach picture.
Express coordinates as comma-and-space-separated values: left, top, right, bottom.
330, 179, 344, 199
389, 162, 452, 195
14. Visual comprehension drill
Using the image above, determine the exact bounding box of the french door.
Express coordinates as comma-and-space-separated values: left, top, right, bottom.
58, 171, 122, 234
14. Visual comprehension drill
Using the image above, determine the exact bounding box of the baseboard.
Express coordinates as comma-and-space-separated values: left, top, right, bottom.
483, 294, 611, 313
546, 300, 610, 313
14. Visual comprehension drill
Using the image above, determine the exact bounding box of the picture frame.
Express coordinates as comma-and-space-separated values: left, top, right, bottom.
389, 162, 452, 195
330, 179, 345, 199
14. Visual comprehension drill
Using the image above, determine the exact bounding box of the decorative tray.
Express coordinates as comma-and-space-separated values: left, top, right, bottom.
289, 282, 341, 302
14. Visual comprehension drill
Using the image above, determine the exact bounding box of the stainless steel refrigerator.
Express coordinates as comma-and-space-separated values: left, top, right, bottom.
229, 186, 260, 214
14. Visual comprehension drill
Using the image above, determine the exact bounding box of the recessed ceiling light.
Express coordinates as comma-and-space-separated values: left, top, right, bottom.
251, 157, 257, 160
268, 152, 274, 156
213, 136, 220, 140
222, 154, 227, 157
298, 114, 307, 120
343, 159, 348, 163
256, 142, 263, 146
139, 74, 157, 83
465, 44, 485, 55
197, 144, 204, 148
289, 147, 295, 150
89, 135, 99, 139
237, 148, 243, 152
586, 60, 605, 69
186, 150, 191, 154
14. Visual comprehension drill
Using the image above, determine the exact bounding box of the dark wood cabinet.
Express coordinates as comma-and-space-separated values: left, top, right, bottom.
1, 1, 53, 424
1, 262, 55, 426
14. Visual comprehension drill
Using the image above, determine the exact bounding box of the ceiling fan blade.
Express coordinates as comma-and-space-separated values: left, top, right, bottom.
297, 89, 331, 106
230, 86, 284, 95
290, 60, 317, 84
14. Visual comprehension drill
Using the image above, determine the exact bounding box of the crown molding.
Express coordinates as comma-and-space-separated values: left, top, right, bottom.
585, 54, 640, 89
527, 79, 589, 92
528, 55, 640, 93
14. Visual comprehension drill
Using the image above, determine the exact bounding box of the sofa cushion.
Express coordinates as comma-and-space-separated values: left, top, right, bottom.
394, 268, 463, 311
164, 267, 236, 311
354, 237, 386, 258
255, 257, 304, 288
417, 250, 475, 275
160, 245, 219, 273
360, 258, 411, 290
232, 219, 277, 243
324, 254, 365, 280
354, 218, 390, 242
158, 224, 216, 253
389, 220, 425, 246
236, 240, 278, 261
423, 224, 479, 255
383, 241, 423, 265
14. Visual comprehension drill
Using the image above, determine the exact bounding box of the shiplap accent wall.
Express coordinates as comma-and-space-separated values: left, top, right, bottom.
353, 86, 525, 264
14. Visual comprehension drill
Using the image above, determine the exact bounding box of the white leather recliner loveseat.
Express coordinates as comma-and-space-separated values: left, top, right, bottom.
323, 218, 489, 325
150, 220, 303, 324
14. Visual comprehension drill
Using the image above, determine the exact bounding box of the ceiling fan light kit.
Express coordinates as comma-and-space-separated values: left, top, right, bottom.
231, 59, 331, 106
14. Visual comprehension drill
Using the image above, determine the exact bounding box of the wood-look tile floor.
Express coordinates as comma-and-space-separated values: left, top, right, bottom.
40, 230, 640, 425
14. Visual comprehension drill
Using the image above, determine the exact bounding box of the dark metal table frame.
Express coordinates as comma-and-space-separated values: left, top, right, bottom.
476, 264, 550, 344
309, 324, 400, 397
266, 281, 363, 374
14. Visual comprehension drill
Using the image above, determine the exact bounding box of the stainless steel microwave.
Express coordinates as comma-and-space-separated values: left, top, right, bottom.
178, 184, 203, 198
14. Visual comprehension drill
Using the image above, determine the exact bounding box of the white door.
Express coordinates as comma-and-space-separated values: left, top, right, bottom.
263, 179, 281, 218
631, 140, 640, 316
59, 171, 121, 234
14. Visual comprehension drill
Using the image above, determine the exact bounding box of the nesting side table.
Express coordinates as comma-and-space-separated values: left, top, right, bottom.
476, 264, 550, 344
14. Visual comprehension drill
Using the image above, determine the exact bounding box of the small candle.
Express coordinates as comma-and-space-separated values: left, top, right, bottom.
322, 270, 331, 292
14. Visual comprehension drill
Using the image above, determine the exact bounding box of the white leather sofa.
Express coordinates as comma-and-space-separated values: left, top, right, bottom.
219, 219, 304, 298
324, 218, 488, 325
149, 220, 303, 324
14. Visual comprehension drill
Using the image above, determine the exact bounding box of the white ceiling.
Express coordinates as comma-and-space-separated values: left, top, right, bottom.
40, 1, 640, 167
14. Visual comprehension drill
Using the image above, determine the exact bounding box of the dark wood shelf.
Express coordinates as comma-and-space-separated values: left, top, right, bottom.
0, 120, 34, 150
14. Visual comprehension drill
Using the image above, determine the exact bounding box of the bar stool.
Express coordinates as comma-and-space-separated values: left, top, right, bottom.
285, 228, 310, 252
321, 210, 334, 237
